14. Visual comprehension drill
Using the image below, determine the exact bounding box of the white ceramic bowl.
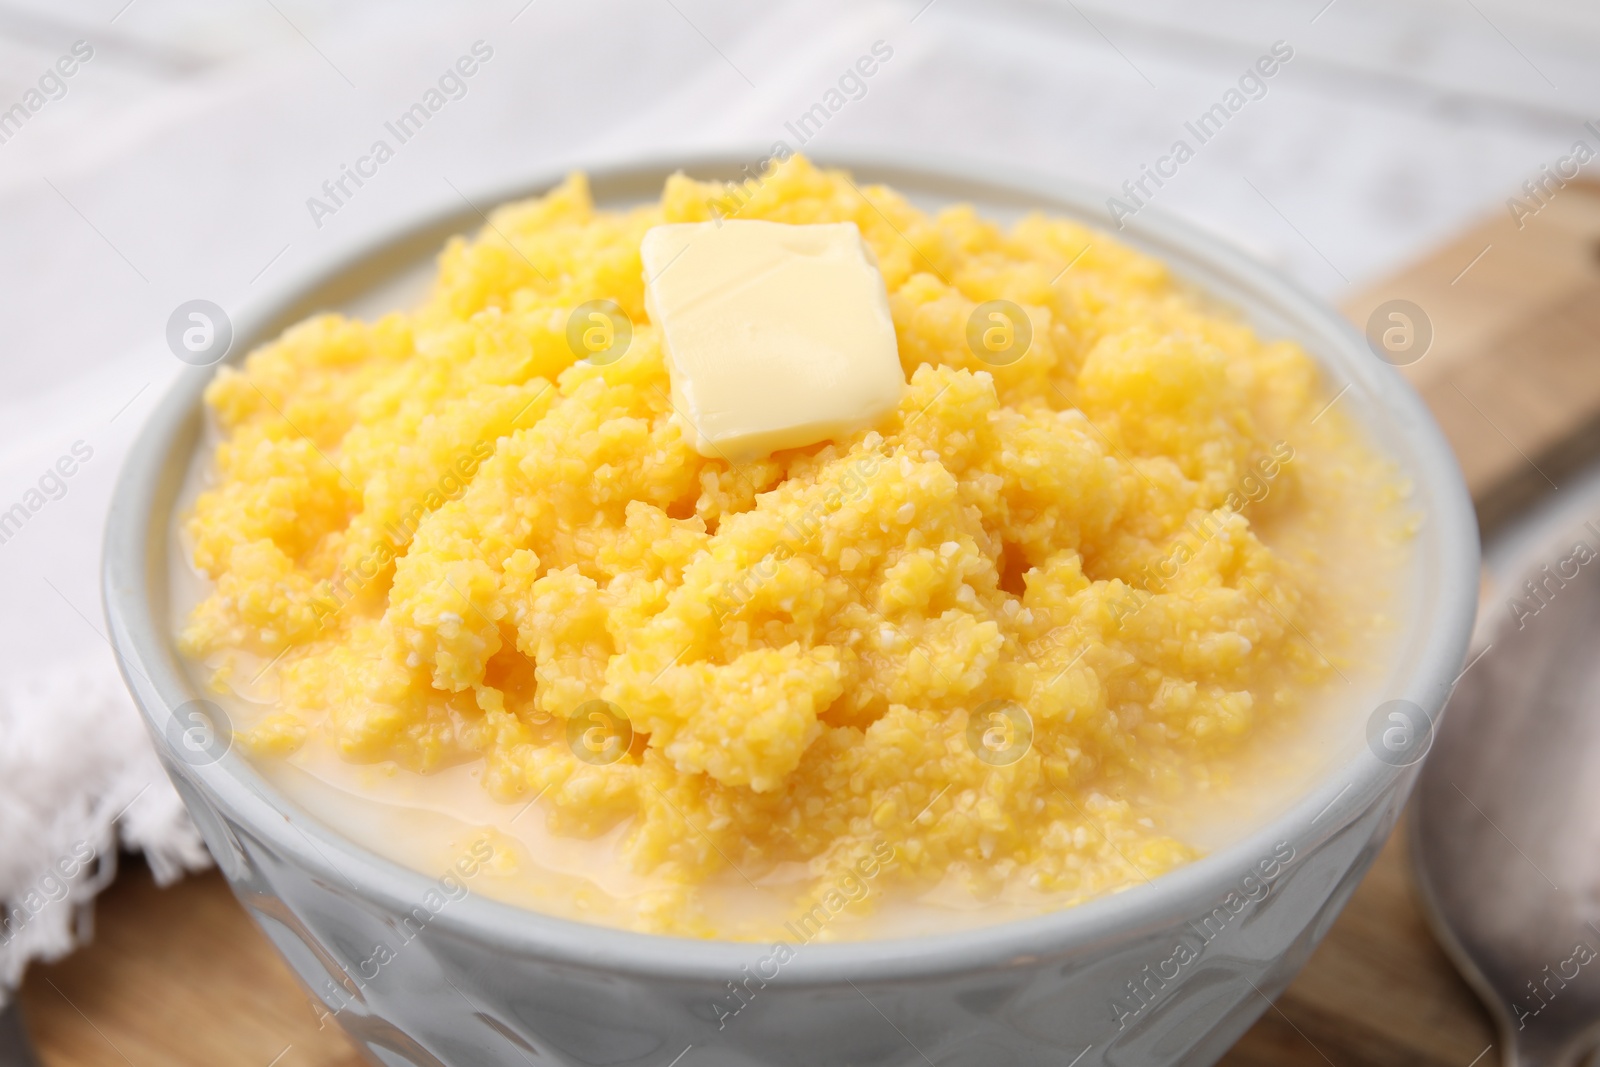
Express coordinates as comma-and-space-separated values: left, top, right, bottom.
103, 153, 1479, 1067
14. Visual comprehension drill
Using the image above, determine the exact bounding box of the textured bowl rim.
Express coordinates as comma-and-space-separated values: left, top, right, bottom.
103, 149, 1479, 986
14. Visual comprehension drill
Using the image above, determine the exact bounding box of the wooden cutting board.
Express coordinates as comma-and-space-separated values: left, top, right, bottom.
20, 184, 1600, 1067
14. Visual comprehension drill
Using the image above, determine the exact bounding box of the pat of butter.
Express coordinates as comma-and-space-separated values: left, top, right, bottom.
640, 220, 905, 462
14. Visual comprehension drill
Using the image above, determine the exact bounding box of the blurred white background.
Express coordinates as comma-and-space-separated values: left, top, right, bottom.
0, 0, 1597, 994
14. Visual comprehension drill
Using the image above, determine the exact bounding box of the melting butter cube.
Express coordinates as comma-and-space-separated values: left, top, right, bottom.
640, 220, 905, 462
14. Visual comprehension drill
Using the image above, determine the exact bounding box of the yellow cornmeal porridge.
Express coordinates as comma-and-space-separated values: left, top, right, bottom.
179, 155, 1408, 939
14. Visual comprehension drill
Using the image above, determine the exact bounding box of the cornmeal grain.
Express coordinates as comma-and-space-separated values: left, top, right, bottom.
181, 155, 1395, 938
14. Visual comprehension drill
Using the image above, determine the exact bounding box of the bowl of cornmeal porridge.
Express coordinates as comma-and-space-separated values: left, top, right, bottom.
105, 153, 1477, 1067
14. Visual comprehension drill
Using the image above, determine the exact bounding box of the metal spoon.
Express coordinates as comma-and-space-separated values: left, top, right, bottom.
1413, 477, 1600, 1067
0, 1001, 41, 1067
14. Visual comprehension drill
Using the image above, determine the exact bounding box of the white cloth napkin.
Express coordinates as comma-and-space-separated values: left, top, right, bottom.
2, 0, 1596, 998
